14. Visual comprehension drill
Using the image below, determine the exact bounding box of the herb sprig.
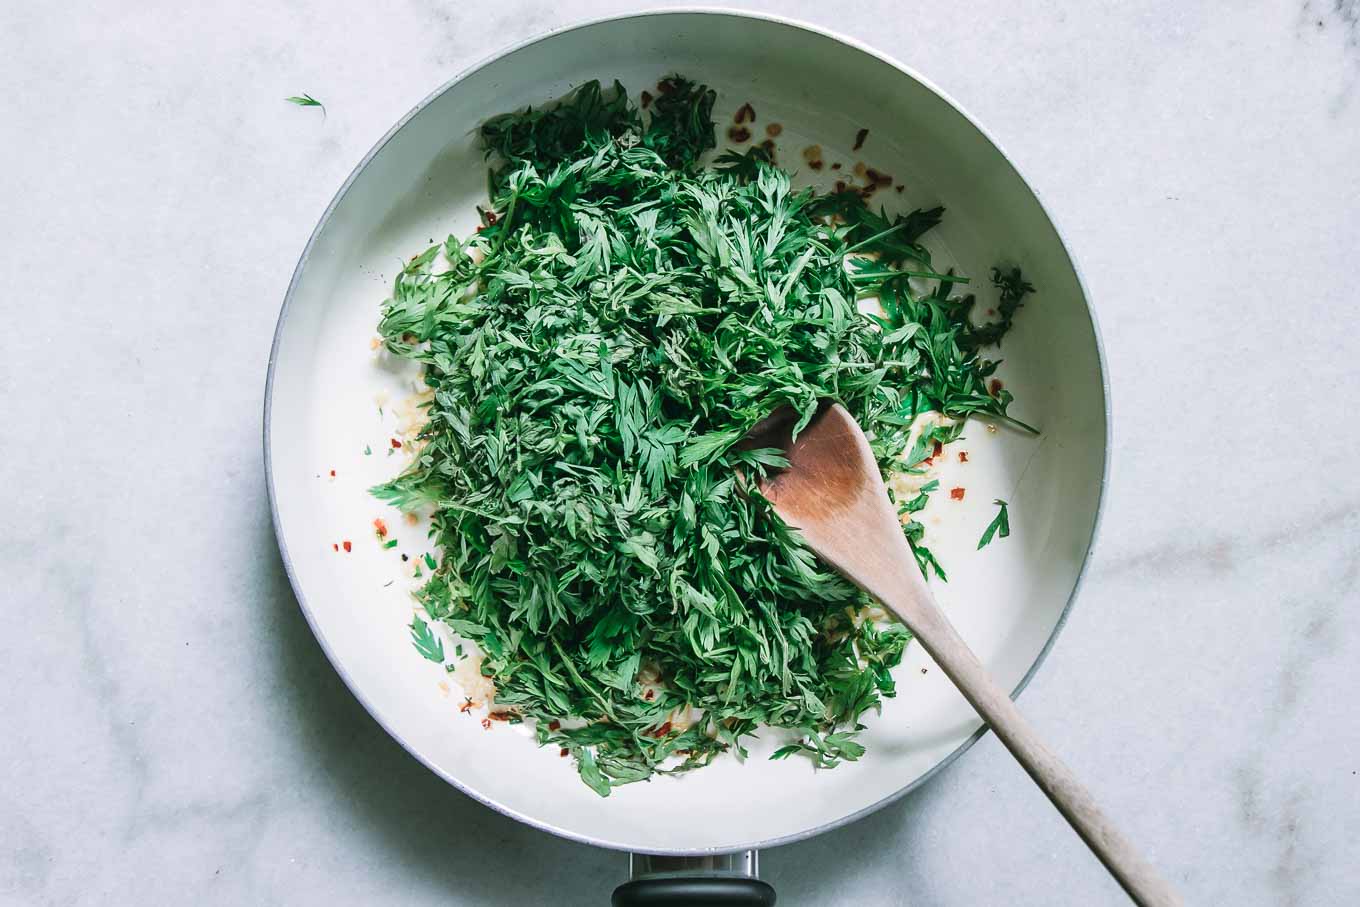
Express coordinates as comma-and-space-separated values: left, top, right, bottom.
409, 615, 445, 663
286, 93, 326, 116
978, 499, 1011, 549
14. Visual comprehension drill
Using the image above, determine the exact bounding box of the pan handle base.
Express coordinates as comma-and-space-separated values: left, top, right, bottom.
613, 851, 775, 906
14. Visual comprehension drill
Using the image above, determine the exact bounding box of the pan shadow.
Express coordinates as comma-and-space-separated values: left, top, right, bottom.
763, 783, 946, 906
257, 524, 619, 904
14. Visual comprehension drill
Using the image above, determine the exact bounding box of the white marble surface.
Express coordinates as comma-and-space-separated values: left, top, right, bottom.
3, 1, 1358, 904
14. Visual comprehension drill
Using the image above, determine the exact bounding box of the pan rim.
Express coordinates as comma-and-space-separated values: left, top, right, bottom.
262, 5, 1111, 857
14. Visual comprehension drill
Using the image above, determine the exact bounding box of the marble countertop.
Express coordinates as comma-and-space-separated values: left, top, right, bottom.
3, 1, 1358, 904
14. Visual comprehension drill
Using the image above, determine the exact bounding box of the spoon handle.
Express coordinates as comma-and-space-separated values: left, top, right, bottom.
889, 594, 1182, 907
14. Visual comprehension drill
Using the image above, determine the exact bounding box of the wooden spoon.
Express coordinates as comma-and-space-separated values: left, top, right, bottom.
751, 403, 1180, 907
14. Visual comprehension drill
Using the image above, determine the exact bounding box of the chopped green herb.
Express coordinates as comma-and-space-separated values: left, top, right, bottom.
906, 422, 966, 469
977, 499, 1010, 550
409, 615, 444, 662
285, 93, 325, 116
902, 479, 940, 515
364, 444, 372, 456
770, 730, 867, 768
574, 746, 613, 798
373, 76, 1032, 795
960, 268, 1033, 351
383, 538, 399, 549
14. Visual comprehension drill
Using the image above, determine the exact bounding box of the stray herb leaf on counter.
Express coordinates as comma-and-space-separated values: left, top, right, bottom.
286, 93, 325, 116
373, 76, 1033, 795
978, 499, 1010, 550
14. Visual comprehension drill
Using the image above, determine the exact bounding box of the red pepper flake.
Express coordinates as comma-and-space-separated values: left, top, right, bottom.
648, 721, 673, 739
640, 90, 653, 108
958, 451, 969, 463
734, 102, 756, 124
481, 718, 492, 730
548, 720, 561, 731
986, 308, 996, 316
342, 540, 352, 552
950, 487, 966, 501
459, 698, 474, 713
332, 543, 339, 552
373, 518, 388, 538
834, 180, 847, 192
657, 77, 678, 95
809, 159, 824, 171
727, 125, 751, 143
644, 689, 655, 701
488, 710, 514, 722
895, 184, 905, 193
865, 167, 893, 187
830, 161, 842, 170
989, 378, 1004, 395
329, 469, 336, 478
484, 210, 498, 225
765, 122, 782, 137
853, 127, 869, 151
758, 138, 777, 161
390, 438, 402, 448
559, 747, 569, 757
922, 440, 944, 466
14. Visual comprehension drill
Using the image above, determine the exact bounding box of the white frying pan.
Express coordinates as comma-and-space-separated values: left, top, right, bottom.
264, 10, 1107, 903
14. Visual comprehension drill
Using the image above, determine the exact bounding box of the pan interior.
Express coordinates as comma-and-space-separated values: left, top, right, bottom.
266, 11, 1105, 854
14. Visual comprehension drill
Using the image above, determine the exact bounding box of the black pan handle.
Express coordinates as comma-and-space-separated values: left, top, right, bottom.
614, 852, 775, 906
612, 876, 776, 906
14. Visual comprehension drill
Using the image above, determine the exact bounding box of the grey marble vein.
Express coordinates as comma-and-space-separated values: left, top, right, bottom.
1, 1, 1358, 904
